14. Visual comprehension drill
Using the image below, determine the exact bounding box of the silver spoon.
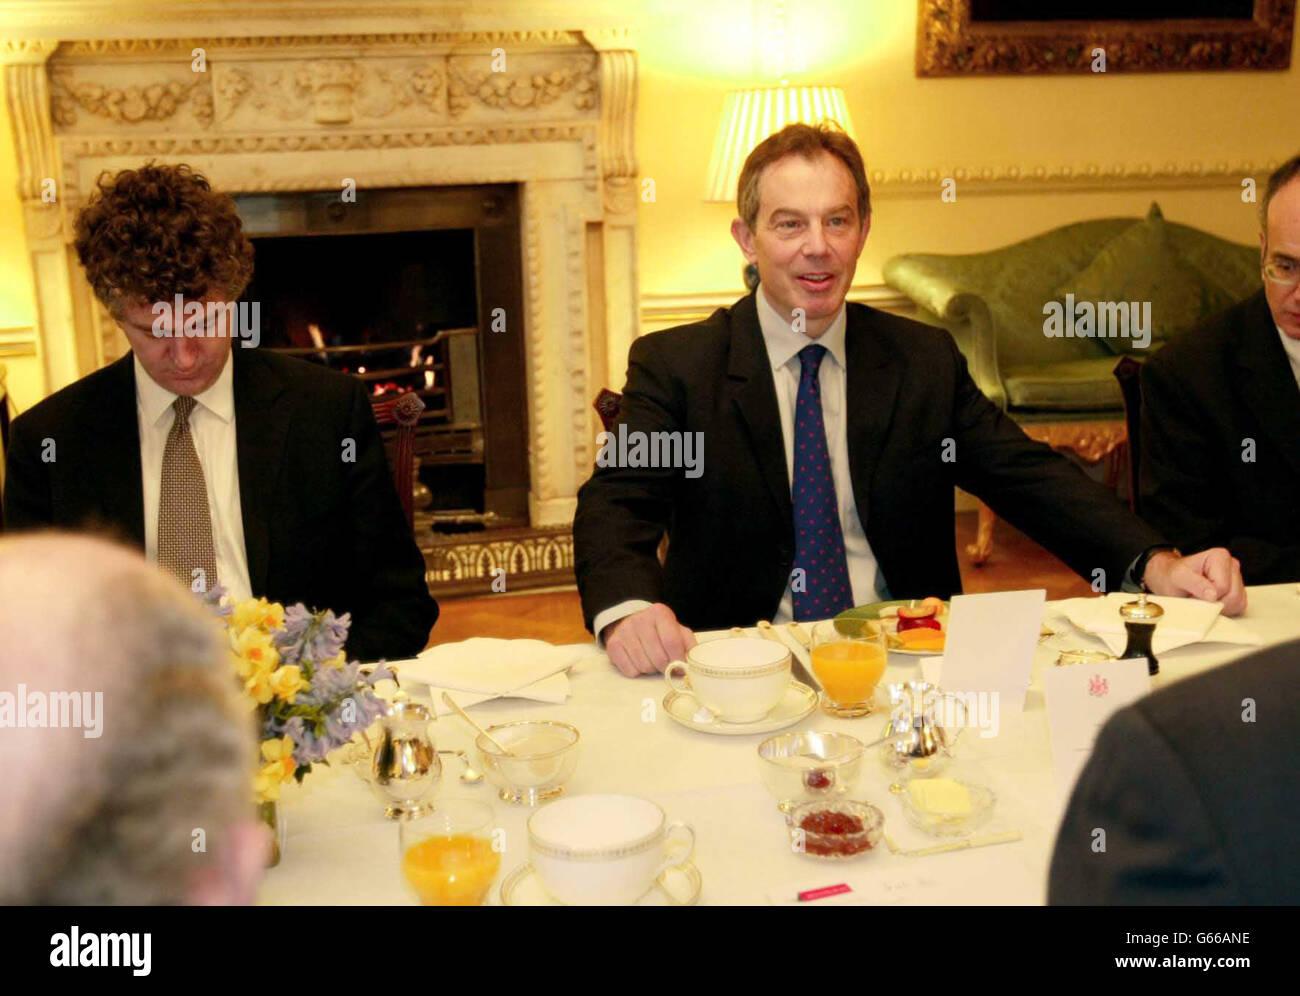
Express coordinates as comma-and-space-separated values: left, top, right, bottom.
438, 749, 484, 784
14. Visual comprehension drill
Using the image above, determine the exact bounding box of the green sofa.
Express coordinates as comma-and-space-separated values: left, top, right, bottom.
882, 205, 1262, 421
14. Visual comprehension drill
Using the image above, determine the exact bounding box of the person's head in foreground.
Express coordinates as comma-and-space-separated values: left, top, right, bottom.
730, 121, 870, 337
1260, 154, 1300, 341
73, 161, 255, 397
0, 534, 265, 904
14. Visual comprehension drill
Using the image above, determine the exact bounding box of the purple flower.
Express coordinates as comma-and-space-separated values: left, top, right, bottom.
274, 605, 351, 666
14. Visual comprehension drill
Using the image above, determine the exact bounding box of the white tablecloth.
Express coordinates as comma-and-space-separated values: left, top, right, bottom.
258, 584, 1300, 906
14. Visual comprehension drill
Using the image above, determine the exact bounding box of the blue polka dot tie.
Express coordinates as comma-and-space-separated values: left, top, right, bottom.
791, 344, 853, 621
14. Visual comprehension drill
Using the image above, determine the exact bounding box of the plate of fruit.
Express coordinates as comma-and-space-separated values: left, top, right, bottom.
832, 598, 948, 655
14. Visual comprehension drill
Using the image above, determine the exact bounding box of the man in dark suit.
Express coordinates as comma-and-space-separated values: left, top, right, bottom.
1048, 638, 1300, 904
2, 163, 436, 662
575, 123, 1245, 677
1140, 155, 1300, 583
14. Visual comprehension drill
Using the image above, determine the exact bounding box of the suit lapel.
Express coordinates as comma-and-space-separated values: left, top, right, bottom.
726, 293, 792, 524
232, 350, 291, 596
844, 305, 902, 526
95, 355, 145, 548
1234, 291, 1300, 481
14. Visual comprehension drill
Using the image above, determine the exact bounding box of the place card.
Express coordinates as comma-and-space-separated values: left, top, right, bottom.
1042, 657, 1150, 798
940, 589, 1046, 712
766, 858, 1037, 905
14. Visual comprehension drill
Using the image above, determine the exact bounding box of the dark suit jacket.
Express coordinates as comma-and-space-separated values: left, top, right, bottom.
573, 292, 1165, 632
2, 348, 437, 662
1140, 289, 1300, 583
1048, 638, 1300, 904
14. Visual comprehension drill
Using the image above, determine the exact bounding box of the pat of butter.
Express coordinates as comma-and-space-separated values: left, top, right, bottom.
908, 778, 972, 816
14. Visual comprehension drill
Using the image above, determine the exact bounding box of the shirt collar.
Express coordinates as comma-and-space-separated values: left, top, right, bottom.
134, 350, 235, 428
754, 284, 848, 373
1277, 324, 1300, 368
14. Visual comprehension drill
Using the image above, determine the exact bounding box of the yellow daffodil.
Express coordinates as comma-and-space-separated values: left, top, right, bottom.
244, 670, 274, 705
269, 664, 310, 703
232, 625, 280, 680
253, 736, 297, 801
231, 596, 285, 634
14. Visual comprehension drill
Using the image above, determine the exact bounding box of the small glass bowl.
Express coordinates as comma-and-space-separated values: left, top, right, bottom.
899, 778, 995, 838
758, 730, 865, 813
474, 721, 580, 805
788, 799, 884, 860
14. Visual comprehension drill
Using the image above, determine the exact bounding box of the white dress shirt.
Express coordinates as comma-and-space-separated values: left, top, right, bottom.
593, 287, 884, 640
135, 353, 253, 602
1278, 324, 1300, 391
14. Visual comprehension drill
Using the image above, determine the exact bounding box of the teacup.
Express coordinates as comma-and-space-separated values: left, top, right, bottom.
528, 794, 695, 905
664, 637, 791, 723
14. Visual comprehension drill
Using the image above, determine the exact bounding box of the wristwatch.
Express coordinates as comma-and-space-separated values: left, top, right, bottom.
1131, 544, 1182, 592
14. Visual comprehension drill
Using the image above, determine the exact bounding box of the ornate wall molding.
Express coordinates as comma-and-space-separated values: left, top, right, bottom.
0, 326, 38, 359
868, 159, 1282, 196
447, 54, 596, 117
38, 32, 592, 58
50, 68, 213, 127
917, 0, 1295, 76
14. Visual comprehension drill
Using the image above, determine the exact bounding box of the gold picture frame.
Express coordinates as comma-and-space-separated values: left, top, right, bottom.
916, 0, 1296, 75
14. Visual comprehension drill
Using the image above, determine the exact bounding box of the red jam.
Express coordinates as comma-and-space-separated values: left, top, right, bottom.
800, 810, 863, 835
803, 768, 834, 791
798, 809, 872, 856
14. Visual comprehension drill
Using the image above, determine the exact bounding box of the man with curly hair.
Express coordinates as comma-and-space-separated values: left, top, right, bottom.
2, 163, 438, 662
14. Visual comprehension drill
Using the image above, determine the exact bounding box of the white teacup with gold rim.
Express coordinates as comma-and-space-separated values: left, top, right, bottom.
527, 794, 695, 905
664, 637, 791, 723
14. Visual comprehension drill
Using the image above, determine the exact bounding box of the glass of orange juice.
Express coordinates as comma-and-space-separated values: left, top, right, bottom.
400, 798, 501, 906
809, 620, 888, 718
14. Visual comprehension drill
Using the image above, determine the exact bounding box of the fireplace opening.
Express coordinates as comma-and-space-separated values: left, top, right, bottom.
233, 184, 530, 539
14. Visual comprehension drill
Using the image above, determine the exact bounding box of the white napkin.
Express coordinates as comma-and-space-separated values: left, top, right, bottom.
1050, 593, 1261, 655
390, 638, 591, 713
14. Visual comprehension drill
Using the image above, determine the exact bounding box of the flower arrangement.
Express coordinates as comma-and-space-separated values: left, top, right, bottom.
204, 588, 392, 804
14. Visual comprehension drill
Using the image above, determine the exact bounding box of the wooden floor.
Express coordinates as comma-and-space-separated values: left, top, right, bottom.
429, 510, 1095, 646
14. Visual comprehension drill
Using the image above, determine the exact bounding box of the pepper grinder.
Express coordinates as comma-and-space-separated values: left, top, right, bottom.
1119, 592, 1164, 676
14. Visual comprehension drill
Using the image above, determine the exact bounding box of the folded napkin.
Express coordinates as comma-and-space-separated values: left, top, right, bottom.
390, 638, 596, 714
1050, 593, 1261, 656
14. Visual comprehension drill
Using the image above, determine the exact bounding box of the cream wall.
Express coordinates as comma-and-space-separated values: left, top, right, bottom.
0, 68, 43, 414
635, 0, 1295, 301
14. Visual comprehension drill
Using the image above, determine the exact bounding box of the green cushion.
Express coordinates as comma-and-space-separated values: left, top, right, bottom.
1002, 358, 1127, 412
1053, 203, 1236, 356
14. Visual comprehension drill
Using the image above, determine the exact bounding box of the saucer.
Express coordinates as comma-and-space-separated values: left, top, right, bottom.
499, 861, 702, 906
663, 681, 817, 736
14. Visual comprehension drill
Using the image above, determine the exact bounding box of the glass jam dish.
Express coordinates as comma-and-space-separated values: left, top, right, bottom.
788, 799, 884, 860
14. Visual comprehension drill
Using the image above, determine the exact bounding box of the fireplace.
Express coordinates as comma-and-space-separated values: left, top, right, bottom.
5, 13, 643, 595
234, 183, 530, 528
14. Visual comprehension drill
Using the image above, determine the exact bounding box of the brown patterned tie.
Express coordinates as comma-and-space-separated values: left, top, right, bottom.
157, 395, 218, 594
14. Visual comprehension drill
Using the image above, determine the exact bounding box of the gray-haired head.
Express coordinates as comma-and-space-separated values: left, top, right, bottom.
0, 533, 262, 904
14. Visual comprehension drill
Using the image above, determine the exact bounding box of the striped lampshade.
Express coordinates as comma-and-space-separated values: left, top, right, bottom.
704, 85, 856, 203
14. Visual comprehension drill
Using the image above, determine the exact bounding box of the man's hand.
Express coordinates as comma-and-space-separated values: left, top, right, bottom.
1143, 547, 1247, 617
603, 603, 696, 677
